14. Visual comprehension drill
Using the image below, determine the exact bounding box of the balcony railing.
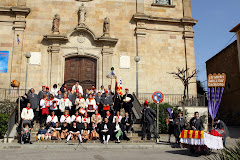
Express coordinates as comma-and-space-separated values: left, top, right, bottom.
136, 93, 206, 106
0, 88, 29, 102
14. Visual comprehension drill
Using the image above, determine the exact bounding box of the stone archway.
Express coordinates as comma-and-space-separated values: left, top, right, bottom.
64, 56, 97, 90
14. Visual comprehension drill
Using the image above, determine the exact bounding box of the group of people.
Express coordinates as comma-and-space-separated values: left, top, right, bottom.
167, 111, 229, 146
20, 82, 135, 144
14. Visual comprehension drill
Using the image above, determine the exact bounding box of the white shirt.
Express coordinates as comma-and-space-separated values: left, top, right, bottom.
59, 98, 72, 112
82, 117, 90, 124
50, 88, 58, 97
60, 115, 71, 124
71, 115, 82, 123
72, 85, 83, 95
115, 123, 121, 131
40, 99, 50, 109
21, 108, 34, 120
85, 98, 97, 112
113, 115, 122, 123
49, 98, 60, 110
46, 115, 58, 123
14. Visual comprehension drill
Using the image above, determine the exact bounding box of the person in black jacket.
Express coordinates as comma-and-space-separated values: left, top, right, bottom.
122, 88, 134, 117
66, 121, 82, 143
121, 112, 133, 133
104, 110, 113, 123
174, 111, 187, 144
190, 112, 204, 131
100, 118, 113, 144
113, 90, 122, 114
141, 100, 156, 140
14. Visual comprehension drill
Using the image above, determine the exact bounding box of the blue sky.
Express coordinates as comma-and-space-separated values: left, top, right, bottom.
192, 0, 240, 88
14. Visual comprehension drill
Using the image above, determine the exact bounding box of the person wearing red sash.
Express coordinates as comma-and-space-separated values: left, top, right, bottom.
46, 110, 58, 129
82, 112, 90, 124
59, 93, 72, 115
75, 93, 86, 110
39, 94, 49, 125
71, 110, 82, 129
85, 93, 97, 117
60, 110, 71, 124
104, 110, 113, 123
49, 94, 60, 117
113, 111, 122, 123
91, 110, 102, 125
21, 102, 34, 128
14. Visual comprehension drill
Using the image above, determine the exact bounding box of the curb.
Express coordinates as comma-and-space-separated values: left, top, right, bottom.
0, 143, 173, 150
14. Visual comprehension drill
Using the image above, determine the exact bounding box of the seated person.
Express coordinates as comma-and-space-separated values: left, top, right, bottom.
66, 121, 82, 143
91, 110, 102, 125
81, 123, 90, 142
90, 122, 100, 140
100, 118, 112, 144
36, 124, 47, 141
113, 111, 122, 123
52, 122, 61, 140
60, 110, 71, 124
60, 122, 69, 140
121, 112, 133, 133
21, 124, 32, 144
46, 110, 58, 128
112, 118, 123, 143
82, 112, 90, 124
21, 102, 34, 128
104, 110, 113, 123
71, 111, 82, 126
45, 125, 53, 140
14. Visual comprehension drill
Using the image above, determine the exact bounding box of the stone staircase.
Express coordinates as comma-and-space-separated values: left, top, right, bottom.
12, 122, 155, 144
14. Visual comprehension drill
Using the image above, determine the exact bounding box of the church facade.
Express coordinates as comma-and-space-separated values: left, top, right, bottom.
0, 0, 197, 95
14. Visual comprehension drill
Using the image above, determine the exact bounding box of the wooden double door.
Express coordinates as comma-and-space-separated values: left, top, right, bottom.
64, 57, 96, 90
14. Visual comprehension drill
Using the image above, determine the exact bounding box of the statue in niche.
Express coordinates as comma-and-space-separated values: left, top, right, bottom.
102, 17, 110, 37
78, 4, 86, 27
52, 14, 60, 34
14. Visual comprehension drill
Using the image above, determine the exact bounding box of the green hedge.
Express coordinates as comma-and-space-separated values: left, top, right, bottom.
0, 113, 9, 138
149, 103, 179, 134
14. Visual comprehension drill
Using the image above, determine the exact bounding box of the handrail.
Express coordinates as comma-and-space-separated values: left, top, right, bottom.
132, 92, 143, 120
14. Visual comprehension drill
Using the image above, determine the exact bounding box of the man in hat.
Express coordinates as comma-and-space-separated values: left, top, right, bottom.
45, 86, 51, 99
38, 86, 46, 100
122, 88, 134, 116
141, 100, 156, 140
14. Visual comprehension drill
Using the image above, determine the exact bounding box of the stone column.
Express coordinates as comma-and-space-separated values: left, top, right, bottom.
101, 46, 113, 88
182, 0, 193, 19
136, 0, 144, 14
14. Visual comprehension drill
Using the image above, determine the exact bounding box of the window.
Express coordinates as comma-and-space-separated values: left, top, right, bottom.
156, 0, 171, 5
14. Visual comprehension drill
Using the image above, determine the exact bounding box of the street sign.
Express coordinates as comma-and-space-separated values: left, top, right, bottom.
207, 73, 226, 87
152, 91, 164, 104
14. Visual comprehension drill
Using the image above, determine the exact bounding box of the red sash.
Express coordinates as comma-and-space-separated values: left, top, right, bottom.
51, 115, 55, 122
75, 115, 79, 121
84, 117, 88, 121
64, 115, 69, 121
89, 98, 93, 103
26, 108, 31, 114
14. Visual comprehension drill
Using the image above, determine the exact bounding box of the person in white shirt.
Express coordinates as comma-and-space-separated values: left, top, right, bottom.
71, 111, 82, 124
46, 110, 58, 128
50, 84, 58, 97
39, 94, 50, 124
75, 93, 86, 110
21, 102, 34, 128
85, 93, 97, 116
113, 111, 122, 123
82, 112, 90, 124
49, 94, 60, 115
59, 93, 72, 114
60, 110, 71, 124
72, 81, 83, 95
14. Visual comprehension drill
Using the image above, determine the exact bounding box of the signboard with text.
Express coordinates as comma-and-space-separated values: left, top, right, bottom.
207, 73, 226, 87
0, 51, 9, 73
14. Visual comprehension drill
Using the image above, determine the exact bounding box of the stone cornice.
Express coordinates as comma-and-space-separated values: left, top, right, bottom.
0, 6, 30, 15
43, 35, 68, 41
132, 13, 197, 26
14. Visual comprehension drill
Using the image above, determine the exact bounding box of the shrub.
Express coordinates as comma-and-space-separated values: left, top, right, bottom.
205, 140, 240, 160
0, 113, 9, 138
149, 103, 179, 134
0, 100, 16, 116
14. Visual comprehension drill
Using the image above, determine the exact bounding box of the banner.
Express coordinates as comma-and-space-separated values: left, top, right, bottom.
0, 51, 9, 73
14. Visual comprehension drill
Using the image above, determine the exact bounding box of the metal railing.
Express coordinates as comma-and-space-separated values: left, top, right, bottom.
137, 93, 206, 106
0, 88, 29, 102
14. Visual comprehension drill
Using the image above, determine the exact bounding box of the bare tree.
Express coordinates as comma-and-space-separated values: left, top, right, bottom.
169, 68, 198, 117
